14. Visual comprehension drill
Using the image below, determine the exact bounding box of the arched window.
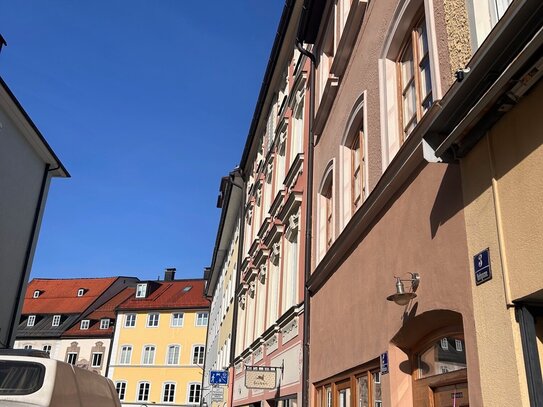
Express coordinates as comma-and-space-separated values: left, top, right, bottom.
318, 162, 335, 261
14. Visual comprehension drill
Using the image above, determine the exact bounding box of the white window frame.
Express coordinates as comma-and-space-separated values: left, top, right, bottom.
119, 345, 132, 365
136, 283, 148, 298
52, 315, 61, 327
147, 313, 159, 327
99, 318, 110, 330
27, 315, 36, 327
187, 383, 201, 404
124, 313, 136, 328
66, 352, 77, 365
378, 0, 441, 170
137, 381, 151, 402
171, 312, 184, 327
77, 288, 85, 297
115, 381, 127, 401
191, 345, 205, 366
80, 320, 90, 330
91, 352, 103, 368
162, 381, 177, 403
317, 161, 335, 262
466, 0, 513, 50
195, 312, 208, 327
166, 344, 181, 365
33, 290, 40, 298
42, 345, 51, 355
141, 345, 156, 365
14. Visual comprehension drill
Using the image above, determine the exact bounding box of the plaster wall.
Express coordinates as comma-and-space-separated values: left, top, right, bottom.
57, 337, 111, 376
14, 339, 61, 359
460, 80, 543, 407
0, 106, 49, 348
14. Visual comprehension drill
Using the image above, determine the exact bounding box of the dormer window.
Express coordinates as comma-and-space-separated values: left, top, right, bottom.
52, 315, 61, 327
136, 283, 148, 299
27, 315, 36, 327
77, 288, 86, 297
100, 319, 110, 330
33, 290, 41, 299
80, 320, 90, 330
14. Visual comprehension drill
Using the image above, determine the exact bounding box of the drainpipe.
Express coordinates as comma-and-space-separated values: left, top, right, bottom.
229, 170, 246, 407
296, 39, 316, 407
6, 163, 52, 348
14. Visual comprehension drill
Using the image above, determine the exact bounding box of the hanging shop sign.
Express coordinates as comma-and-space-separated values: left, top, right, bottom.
245, 364, 282, 389
474, 248, 492, 285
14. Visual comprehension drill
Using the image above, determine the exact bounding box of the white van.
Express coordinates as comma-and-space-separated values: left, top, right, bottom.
0, 350, 120, 407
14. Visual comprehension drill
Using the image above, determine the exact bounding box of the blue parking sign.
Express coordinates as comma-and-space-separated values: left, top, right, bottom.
210, 370, 228, 385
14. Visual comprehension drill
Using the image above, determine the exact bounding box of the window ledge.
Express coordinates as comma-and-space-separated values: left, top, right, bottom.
284, 153, 304, 189
314, 75, 340, 136
331, 0, 368, 77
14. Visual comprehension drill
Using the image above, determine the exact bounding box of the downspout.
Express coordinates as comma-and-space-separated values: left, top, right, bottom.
6, 163, 52, 348
229, 172, 246, 407
296, 40, 316, 407
200, 295, 212, 407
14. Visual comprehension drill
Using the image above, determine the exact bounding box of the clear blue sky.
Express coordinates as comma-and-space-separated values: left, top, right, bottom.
1, 1, 283, 281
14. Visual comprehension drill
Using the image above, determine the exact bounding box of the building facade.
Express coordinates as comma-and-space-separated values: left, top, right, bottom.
203, 171, 243, 407
108, 273, 210, 407
0, 76, 68, 349
232, 2, 310, 407
15, 276, 137, 376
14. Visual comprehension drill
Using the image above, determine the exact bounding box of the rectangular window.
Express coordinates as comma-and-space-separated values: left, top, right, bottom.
77, 288, 85, 297
318, 369, 381, 407
138, 382, 150, 402
66, 352, 77, 365
119, 346, 132, 364
136, 283, 147, 298
52, 315, 61, 327
125, 313, 136, 327
167, 345, 180, 365
142, 345, 156, 365
91, 352, 103, 367
115, 382, 126, 401
163, 382, 176, 403
188, 383, 201, 404
27, 315, 36, 327
147, 313, 159, 327
192, 346, 205, 365
100, 319, 110, 329
171, 313, 184, 327
33, 290, 40, 298
351, 130, 365, 212
196, 313, 208, 326
80, 320, 90, 330
24, 345, 32, 350
42, 345, 51, 355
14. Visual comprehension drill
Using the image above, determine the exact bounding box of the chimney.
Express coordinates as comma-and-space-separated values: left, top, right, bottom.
164, 268, 176, 281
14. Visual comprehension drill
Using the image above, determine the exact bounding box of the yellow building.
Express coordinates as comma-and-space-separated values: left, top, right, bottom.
108, 271, 210, 407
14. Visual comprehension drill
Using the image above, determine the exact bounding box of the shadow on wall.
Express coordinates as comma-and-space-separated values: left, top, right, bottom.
429, 163, 464, 239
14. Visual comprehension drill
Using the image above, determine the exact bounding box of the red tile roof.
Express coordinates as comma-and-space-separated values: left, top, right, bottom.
63, 287, 135, 338
22, 277, 118, 314
118, 279, 209, 311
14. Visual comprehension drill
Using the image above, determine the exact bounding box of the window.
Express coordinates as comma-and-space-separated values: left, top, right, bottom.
52, 315, 61, 327
100, 319, 110, 330
137, 382, 150, 402
80, 320, 90, 330
115, 382, 126, 401
125, 313, 136, 327
318, 163, 334, 261
91, 352, 103, 367
283, 212, 300, 313
196, 313, 208, 326
188, 383, 201, 404
171, 313, 184, 327
166, 345, 180, 365
136, 283, 147, 298
163, 382, 176, 403
23, 345, 32, 350
350, 131, 365, 212
398, 16, 432, 139
33, 290, 41, 298
42, 345, 51, 355
290, 97, 304, 163
27, 315, 36, 327
119, 345, 132, 364
142, 345, 156, 365
66, 352, 77, 365
147, 313, 159, 327
317, 367, 381, 407
418, 336, 466, 379
192, 346, 205, 365
77, 288, 85, 297
467, 0, 513, 49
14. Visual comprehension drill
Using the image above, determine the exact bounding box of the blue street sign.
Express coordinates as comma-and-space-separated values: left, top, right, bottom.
210, 370, 228, 385
474, 248, 492, 285
380, 352, 389, 375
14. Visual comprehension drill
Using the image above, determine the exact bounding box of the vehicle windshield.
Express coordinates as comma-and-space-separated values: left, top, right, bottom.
0, 361, 45, 395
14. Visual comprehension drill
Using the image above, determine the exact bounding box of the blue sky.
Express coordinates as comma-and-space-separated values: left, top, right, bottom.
1, 1, 283, 281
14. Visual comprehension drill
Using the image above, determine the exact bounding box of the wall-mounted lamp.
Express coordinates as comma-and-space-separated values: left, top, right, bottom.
386, 273, 420, 306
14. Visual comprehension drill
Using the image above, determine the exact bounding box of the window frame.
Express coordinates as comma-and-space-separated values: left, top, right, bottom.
27, 315, 36, 327
51, 315, 61, 327
192, 345, 205, 366
91, 352, 103, 368
137, 381, 151, 402
195, 312, 208, 327
33, 290, 40, 299
187, 383, 201, 404
77, 288, 85, 297
42, 345, 51, 355
135, 283, 147, 298
317, 161, 335, 262
66, 352, 78, 365
171, 312, 184, 327
141, 345, 156, 365
80, 320, 90, 330
147, 313, 160, 328
124, 313, 136, 328
162, 381, 176, 403
166, 344, 181, 365
99, 318, 110, 330
119, 345, 132, 365
115, 381, 127, 401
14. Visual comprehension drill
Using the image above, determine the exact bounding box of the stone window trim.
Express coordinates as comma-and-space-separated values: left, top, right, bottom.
90, 341, 105, 368
65, 341, 80, 365
378, 0, 442, 170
